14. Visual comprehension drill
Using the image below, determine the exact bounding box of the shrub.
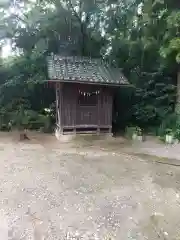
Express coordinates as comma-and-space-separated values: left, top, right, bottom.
157, 114, 180, 142
125, 126, 142, 138
0, 107, 55, 133
157, 113, 177, 137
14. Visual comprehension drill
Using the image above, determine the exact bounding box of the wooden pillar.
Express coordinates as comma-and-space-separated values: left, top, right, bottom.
108, 89, 113, 134
55, 83, 58, 126
176, 67, 180, 118
56, 82, 63, 133
60, 82, 63, 133
73, 86, 77, 134
97, 89, 101, 135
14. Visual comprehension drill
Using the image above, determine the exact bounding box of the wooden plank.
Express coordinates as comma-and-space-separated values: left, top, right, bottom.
59, 83, 113, 133
63, 125, 112, 129
63, 83, 78, 127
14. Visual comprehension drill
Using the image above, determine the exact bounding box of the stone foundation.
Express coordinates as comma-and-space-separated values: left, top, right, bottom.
55, 129, 76, 142
55, 128, 113, 142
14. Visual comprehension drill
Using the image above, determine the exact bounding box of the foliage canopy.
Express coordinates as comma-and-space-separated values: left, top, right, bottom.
0, 0, 179, 133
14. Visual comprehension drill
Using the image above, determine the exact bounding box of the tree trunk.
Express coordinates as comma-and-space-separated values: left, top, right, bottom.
175, 67, 180, 119
80, 22, 87, 56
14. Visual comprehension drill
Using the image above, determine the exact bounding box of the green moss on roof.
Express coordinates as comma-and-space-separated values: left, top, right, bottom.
47, 55, 129, 86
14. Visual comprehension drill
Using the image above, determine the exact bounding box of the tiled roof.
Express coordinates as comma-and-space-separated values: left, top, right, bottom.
47, 55, 129, 85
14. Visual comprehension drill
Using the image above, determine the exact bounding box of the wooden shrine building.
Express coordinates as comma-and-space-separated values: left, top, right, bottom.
47, 55, 129, 135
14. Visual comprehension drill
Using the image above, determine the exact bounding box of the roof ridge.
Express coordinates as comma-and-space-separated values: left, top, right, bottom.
51, 55, 101, 64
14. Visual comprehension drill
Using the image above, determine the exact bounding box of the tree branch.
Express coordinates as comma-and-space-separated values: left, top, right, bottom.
67, 0, 82, 24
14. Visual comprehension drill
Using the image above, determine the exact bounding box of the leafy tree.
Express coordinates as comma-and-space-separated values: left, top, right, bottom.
0, 0, 180, 134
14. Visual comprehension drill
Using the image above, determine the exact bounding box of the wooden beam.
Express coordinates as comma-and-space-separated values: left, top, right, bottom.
46, 79, 132, 88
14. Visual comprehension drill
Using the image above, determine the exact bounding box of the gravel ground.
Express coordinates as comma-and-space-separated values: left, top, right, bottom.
0, 132, 180, 239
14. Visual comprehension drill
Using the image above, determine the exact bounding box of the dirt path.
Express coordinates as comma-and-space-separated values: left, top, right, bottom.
0, 132, 180, 239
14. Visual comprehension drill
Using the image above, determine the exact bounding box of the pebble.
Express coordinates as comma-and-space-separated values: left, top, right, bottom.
0, 139, 180, 239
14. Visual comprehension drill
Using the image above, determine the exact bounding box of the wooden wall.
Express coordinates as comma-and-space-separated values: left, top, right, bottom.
56, 82, 113, 133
